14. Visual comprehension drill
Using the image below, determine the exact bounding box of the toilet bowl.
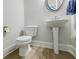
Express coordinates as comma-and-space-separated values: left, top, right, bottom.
16, 36, 32, 57
16, 25, 38, 57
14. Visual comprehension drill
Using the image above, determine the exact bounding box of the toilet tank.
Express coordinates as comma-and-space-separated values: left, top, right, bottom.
24, 25, 38, 36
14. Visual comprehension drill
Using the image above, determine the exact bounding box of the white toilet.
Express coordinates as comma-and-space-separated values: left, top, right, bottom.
16, 25, 38, 57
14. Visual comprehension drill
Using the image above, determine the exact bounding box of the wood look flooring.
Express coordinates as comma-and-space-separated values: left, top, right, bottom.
4, 47, 75, 59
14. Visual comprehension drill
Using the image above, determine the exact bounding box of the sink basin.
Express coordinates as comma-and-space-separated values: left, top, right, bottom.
46, 19, 68, 27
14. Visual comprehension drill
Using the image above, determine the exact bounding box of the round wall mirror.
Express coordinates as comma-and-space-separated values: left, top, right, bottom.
46, 0, 64, 11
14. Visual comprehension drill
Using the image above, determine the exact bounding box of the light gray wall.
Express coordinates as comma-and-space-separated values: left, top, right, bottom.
3, 0, 24, 49
70, 15, 76, 48
24, 0, 76, 47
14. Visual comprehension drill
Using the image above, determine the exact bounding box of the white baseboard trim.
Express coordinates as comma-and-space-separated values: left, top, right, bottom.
59, 44, 76, 57
3, 44, 18, 58
3, 40, 76, 58
31, 40, 76, 57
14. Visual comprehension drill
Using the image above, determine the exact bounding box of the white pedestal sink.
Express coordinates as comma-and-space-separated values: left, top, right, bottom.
46, 19, 68, 54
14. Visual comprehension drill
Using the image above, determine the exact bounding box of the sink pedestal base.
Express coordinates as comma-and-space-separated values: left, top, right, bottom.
52, 27, 59, 54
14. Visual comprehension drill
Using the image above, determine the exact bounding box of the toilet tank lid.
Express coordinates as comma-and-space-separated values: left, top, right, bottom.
16, 36, 32, 42
24, 25, 38, 28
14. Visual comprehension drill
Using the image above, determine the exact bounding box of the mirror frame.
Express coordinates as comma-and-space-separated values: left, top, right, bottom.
45, 0, 64, 12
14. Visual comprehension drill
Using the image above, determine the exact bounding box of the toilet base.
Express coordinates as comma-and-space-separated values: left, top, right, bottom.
19, 44, 32, 57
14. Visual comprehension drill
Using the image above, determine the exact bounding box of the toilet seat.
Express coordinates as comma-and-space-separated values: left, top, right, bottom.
17, 36, 32, 42
16, 36, 32, 47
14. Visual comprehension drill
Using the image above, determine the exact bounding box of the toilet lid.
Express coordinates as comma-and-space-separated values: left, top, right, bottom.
17, 36, 32, 42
